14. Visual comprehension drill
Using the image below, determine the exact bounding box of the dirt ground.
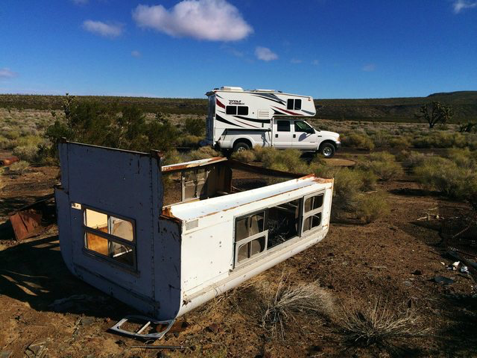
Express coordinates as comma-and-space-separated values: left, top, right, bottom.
1, 150, 476, 358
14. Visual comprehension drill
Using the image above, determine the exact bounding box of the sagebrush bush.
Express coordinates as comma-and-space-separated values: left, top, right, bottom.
13, 145, 39, 162
388, 136, 411, 149
188, 146, 220, 160
183, 118, 205, 137
0, 136, 10, 149
412, 131, 467, 149
177, 135, 202, 147
414, 156, 476, 200
358, 152, 403, 181
9, 161, 30, 174
355, 191, 390, 223
162, 149, 184, 165
398, 150, 429, 171
342, 133, 375, 151
231, 149, 256, 163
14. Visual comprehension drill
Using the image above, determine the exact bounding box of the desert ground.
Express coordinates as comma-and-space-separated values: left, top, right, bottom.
1, 137, 476, 357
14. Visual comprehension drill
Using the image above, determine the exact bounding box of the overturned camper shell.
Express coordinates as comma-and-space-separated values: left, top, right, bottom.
55, 142, 333, 320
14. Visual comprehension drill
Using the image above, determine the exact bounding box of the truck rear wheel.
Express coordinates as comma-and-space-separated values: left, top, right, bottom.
233, 141, 251, 153
319, 143, 335, 158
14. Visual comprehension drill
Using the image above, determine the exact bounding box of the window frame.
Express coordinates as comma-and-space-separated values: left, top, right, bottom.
301, 192, 325, 235
287, 99, 302, 110
234, 209, 268, 267
277, 120, 291, 132
226, 106, 237, 115
82, 205, 137, 271
237, 106, 249, 115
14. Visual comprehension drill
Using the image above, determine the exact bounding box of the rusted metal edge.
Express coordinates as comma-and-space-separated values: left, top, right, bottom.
162, 157, 228, 173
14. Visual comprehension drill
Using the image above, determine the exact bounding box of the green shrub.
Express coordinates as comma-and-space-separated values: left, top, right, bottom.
9, 160, 30, 174
369, 130, 390, 148
399, 151, 429, 172
231, 150, 256, 163
188, 146, 220, 160
332, 168, 365, 212
355, 191, 390, 223
184, 118, 205, 137
358, 152, 403, 181
0, 136, 10, 149
177, 135, 202, 147
162, 149, 184, 165
342, 133, 375, 151
412, 131, 467, 149
388, 136, 411, 149
13, 145, 39, 162
414, 156, 474, 200
15, 135, 44, 147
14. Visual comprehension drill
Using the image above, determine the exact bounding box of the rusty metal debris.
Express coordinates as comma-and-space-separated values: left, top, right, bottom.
9, 194, 56, 241
0, 156, 19, 167
109, 315, 176, 340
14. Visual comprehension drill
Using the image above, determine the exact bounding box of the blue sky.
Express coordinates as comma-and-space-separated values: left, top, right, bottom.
0, 0, 476, 99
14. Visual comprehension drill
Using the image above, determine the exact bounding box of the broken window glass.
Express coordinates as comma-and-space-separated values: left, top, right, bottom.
83, 208, 136, 269
302, 192, 325, 235
235, 211, 267, 266
268, 199, 300, 249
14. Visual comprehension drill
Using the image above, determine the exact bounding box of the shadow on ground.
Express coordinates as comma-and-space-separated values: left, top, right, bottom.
0, 235, 132, 319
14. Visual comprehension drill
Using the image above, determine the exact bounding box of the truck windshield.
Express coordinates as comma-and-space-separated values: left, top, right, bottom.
294, 121, 313, 132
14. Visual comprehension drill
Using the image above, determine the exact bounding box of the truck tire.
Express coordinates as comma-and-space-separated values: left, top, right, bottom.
319, 143, 335, 158
233, 141, 251, 153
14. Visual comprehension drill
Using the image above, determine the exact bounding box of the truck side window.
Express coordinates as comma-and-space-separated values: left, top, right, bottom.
237, 106, 248, 115
226, 106, 236, 115
287, 99, 302, 110
277, 121, 290, 132
295, 121, 312, 132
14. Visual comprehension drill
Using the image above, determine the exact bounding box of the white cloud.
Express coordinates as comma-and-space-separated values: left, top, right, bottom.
362, 63, 376, 72
290, 58, 302, 64
82, 20, 123, 38
312, 59, 319, 66
255, 47, 278, 62
131, 50, 142, 58
453, 0, 477, 13
132, 0, 253, 41
0, 68, 17, 79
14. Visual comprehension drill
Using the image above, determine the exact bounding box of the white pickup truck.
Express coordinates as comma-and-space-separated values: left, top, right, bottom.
205, 87, 341, 157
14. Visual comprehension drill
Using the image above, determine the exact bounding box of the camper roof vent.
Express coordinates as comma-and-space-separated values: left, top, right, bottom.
220, 86, 244, 92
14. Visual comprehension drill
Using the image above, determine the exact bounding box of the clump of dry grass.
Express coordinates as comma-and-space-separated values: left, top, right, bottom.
231, 149, 256, 163
9, 161, 30, 175
336, 299, 428, 347
260, 276, 334, 340
188, 146, 220, 160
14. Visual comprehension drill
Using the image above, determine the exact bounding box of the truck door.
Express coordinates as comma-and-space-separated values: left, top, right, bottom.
273, 120, 293, 149
293, 120, 318, 150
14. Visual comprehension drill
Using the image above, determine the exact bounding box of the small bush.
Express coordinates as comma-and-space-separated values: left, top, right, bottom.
9, 161, 30, 174
188, 146, 220, 160
337, 299, 427, 347
358, 152, 403, 181
355, 191, 390, 223
412, 131, 467, 149
261, 277, 334, 340
231, 149, 256, 163
13, 145, 39, 162
183, 118, 205, 137
342, 133, 375, 151
388, 136, 411, 149
414, 156, 475, 200
177, 135, 202, 147
399, 151, 429, 171
0, 136, 10, 149
162, 149, 184, 165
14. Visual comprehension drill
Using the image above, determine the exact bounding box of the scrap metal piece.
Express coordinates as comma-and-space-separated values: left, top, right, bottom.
9, 194, 56, 241
110, 315, 175, 340
0, 156, 19, 166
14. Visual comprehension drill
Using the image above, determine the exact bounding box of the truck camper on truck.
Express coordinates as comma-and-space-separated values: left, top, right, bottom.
205, 86, 341, 158
55, 141, 334, 338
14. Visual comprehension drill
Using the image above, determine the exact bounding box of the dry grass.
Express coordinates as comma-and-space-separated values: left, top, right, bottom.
336, 299, 429, 347
260, 275, 334, 340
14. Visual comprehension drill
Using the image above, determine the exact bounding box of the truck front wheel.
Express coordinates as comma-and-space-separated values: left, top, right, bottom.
233, 141, 251, 153
319, 143, 335, 158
